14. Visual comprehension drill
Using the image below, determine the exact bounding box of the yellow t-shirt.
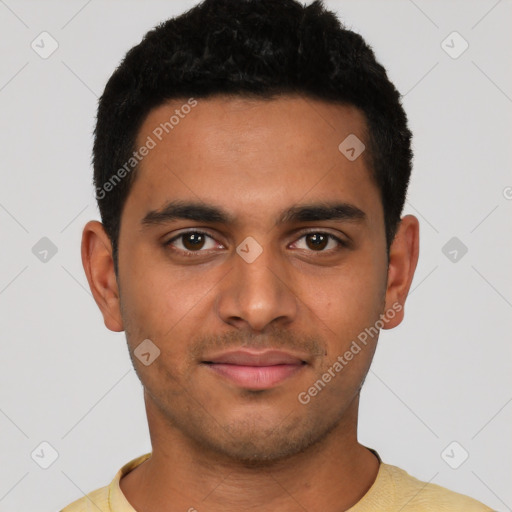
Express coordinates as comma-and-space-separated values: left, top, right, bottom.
60, 451, 494, 511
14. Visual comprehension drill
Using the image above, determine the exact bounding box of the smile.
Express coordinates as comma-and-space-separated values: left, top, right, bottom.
202, 349, 308, 390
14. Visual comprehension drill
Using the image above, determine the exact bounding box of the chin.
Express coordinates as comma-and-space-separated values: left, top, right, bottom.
198, 415, 331, 467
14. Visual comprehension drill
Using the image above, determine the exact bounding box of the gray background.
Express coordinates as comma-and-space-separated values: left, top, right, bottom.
0, 0, 511, 511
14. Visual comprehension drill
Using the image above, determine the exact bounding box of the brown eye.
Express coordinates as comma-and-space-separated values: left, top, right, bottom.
165, 231, 219, 255
181, 232, 206, 251
293, 232, 346, 253
305, 233, 329, 251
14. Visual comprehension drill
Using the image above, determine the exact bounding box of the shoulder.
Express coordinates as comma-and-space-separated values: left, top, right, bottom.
381, 463, 494, 511
59, 484, 109, 512
58, 453, 151, 512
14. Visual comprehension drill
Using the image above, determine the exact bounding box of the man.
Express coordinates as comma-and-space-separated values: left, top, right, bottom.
61, 0, 494, 510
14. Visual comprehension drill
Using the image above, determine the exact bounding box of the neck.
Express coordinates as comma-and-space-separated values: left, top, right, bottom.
120, 393, 380, 512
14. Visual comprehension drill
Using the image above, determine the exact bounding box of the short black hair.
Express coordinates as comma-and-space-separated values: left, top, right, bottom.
93, 0, 413, 274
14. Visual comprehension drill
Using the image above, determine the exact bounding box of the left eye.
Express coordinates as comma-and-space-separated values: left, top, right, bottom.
291, 232, 346, 252
164, 231, 346, 255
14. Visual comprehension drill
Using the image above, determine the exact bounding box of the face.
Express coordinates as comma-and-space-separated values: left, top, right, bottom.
83, 95, 418, 464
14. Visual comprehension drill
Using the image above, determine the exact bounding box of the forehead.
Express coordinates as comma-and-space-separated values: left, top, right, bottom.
124, 95, 381, 228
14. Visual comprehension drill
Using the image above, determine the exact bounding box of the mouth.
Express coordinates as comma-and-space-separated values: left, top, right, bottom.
201, 349, 308, 390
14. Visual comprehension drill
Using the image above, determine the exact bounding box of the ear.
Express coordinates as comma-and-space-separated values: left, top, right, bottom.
81, 220, 124, 332
382, 214, 420, 329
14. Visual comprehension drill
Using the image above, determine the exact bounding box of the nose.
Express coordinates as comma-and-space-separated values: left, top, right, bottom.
215, 240, 298, 332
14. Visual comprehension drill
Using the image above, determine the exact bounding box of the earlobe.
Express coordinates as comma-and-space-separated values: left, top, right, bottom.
81, 220, 124, 332
382, 215, 420, 330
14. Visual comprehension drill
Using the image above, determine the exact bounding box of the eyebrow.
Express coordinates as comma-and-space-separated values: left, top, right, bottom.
141, 199, 366, 228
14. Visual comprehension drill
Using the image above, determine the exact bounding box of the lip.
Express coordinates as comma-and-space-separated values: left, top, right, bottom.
202, 349, 307, 390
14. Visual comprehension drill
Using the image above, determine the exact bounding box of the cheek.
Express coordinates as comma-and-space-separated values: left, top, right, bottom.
303, 271, 383, 406
119, 251, 222, 351
306, 262, 386, 341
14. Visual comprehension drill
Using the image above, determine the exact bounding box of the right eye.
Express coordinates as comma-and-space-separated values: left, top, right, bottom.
164, 230, 224, 256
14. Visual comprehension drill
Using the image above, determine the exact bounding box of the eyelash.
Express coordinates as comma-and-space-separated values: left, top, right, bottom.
164, 230, 348, 257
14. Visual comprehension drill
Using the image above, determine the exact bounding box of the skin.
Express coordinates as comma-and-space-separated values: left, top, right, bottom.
81, 95, 419, 512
